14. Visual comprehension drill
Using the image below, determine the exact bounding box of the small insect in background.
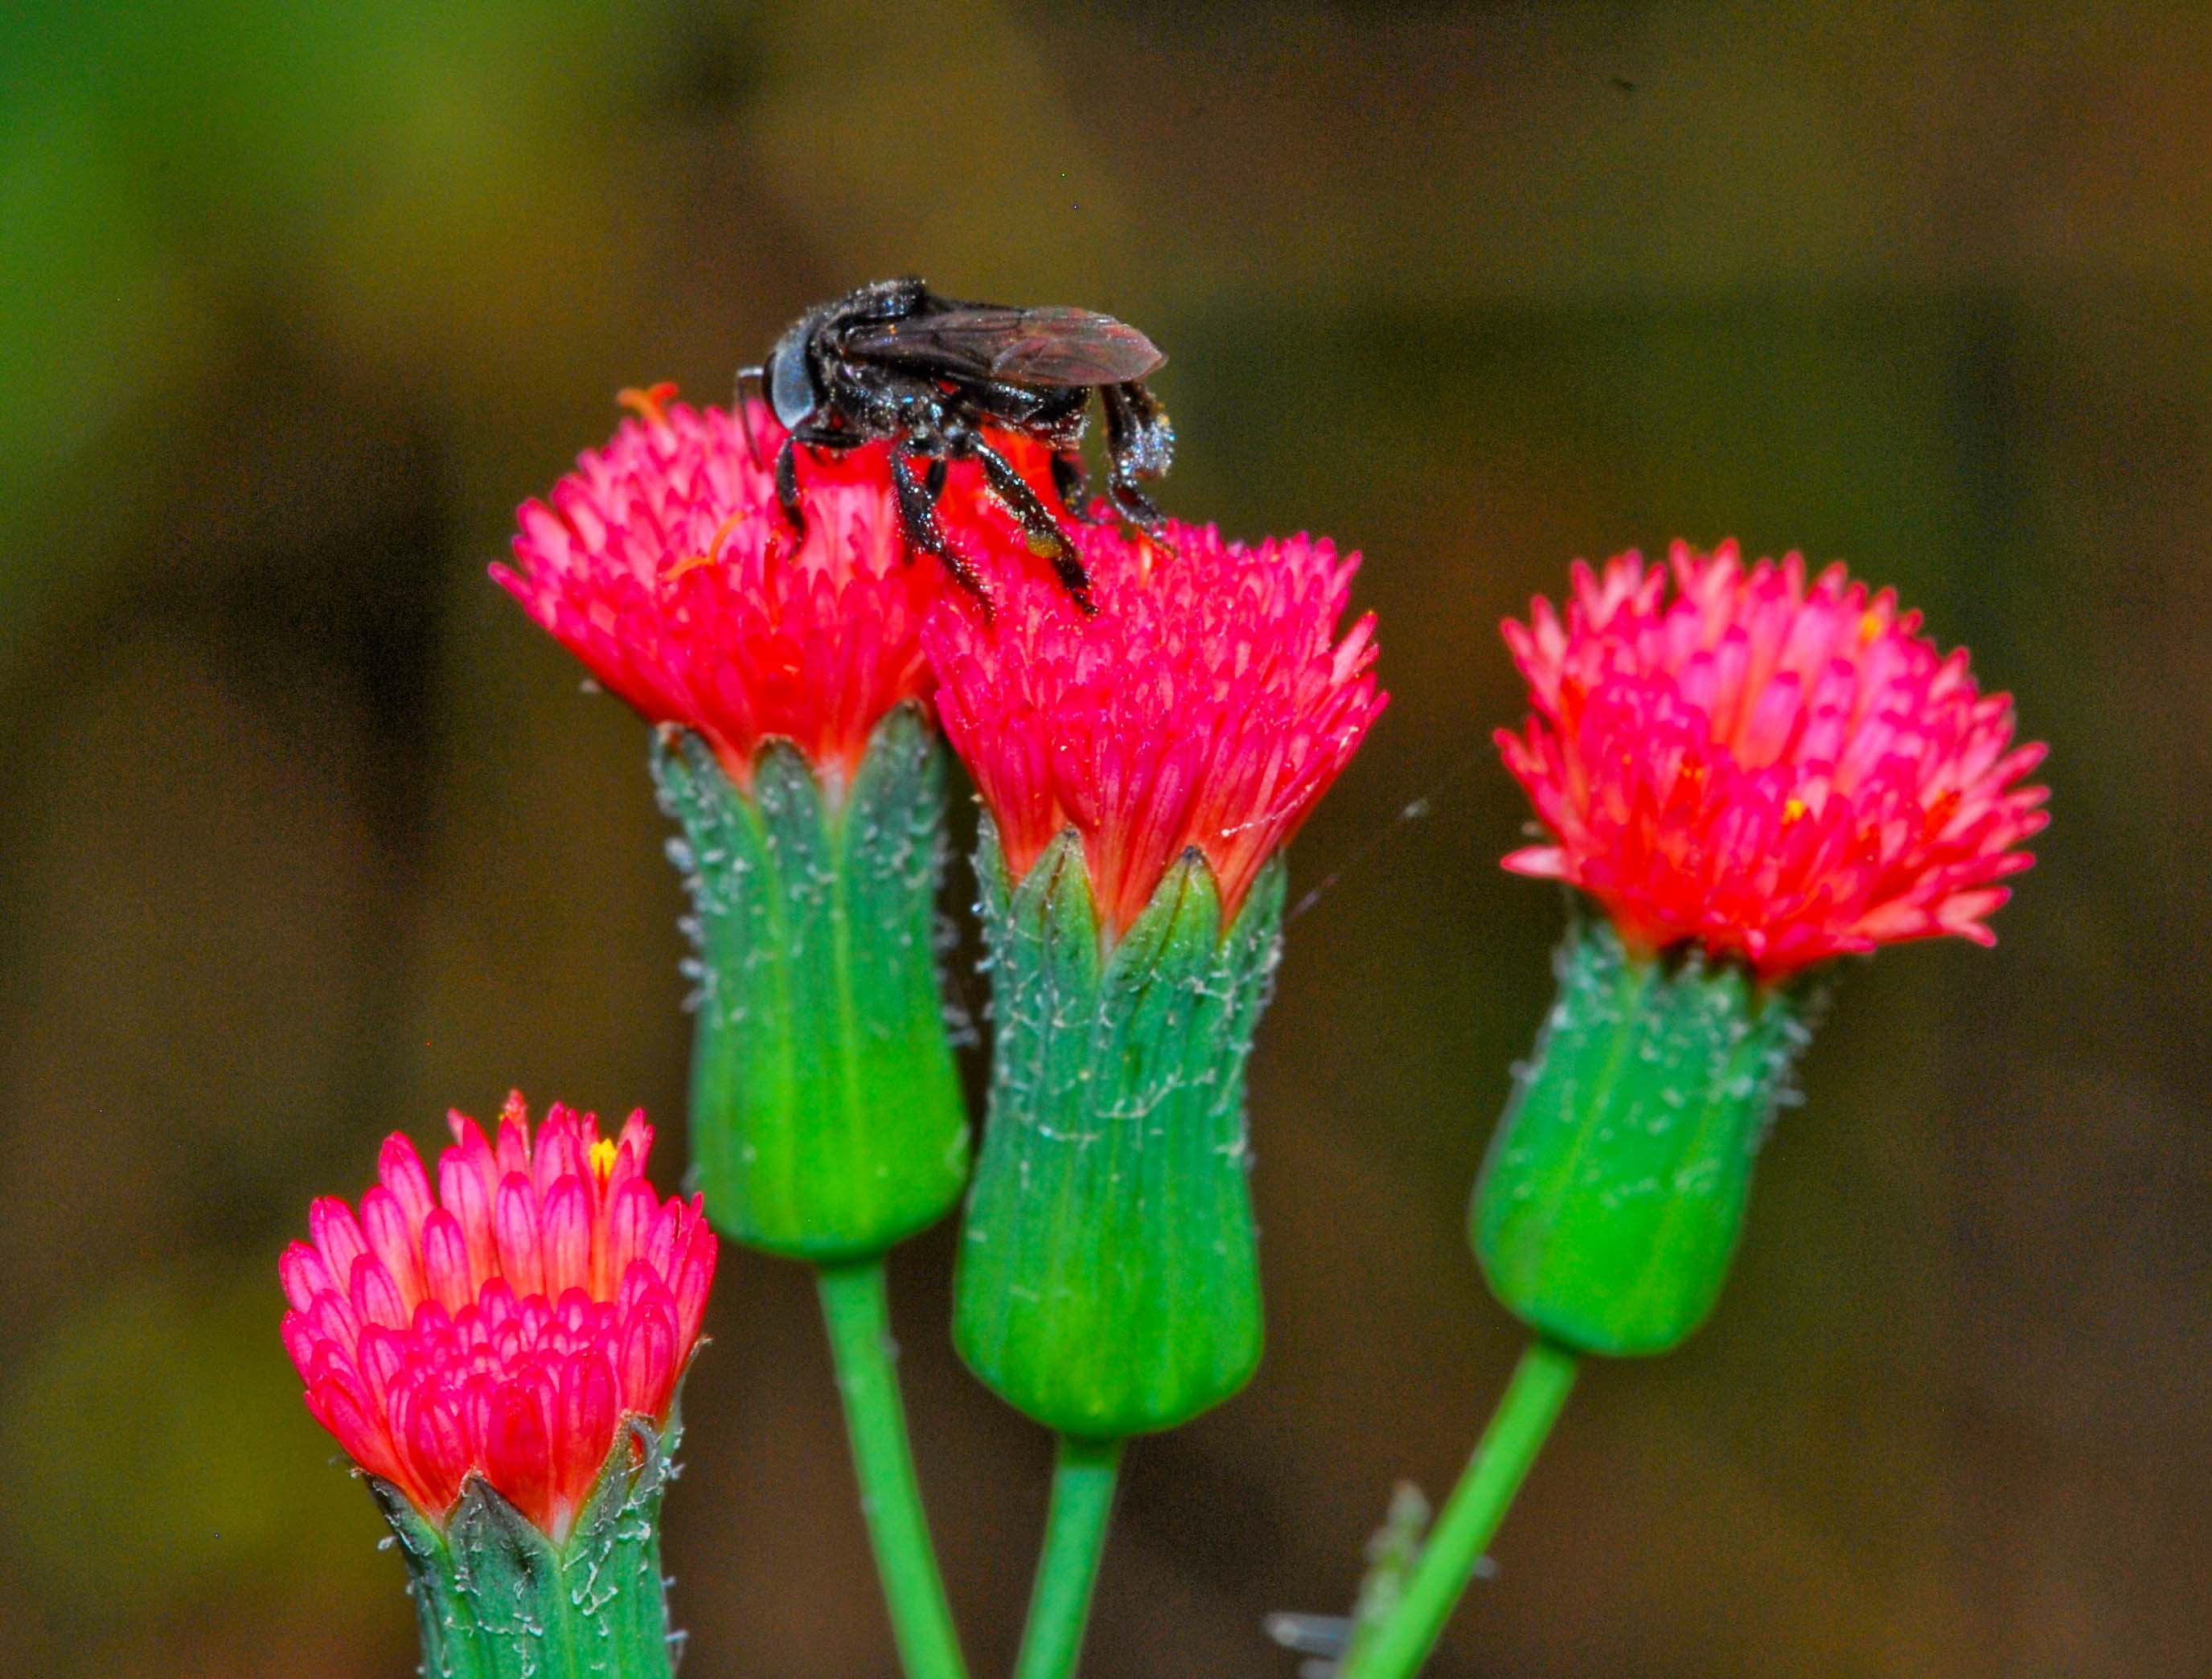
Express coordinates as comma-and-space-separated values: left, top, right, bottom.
737, 277, 1176, 614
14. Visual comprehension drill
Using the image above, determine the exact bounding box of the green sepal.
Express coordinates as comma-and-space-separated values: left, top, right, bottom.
1471, 917, 1811, 1357
654, 704, 971, 1261
953, 820, 1285, 1438
367, 1410, 683, 1679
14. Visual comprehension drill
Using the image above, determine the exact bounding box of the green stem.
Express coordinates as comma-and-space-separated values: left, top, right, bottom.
1013, 1435, 1125, 1679
1339, 1340, 1578, 1679
815, 1258, 970, 1679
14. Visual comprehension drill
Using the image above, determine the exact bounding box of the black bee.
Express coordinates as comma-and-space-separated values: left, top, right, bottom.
737, 277, 1175, 614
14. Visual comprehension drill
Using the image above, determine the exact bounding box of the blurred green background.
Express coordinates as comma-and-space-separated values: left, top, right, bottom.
3, 2, 2208, 1674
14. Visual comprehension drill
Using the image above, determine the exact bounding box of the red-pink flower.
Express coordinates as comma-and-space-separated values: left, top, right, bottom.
495, 387, 967, 790
1497, 540, 2049, 979
281, 1093, 716, 1540
926, 518, 1386, 937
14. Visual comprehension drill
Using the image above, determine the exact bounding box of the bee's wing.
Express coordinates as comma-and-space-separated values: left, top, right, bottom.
845, 306, 1165, 386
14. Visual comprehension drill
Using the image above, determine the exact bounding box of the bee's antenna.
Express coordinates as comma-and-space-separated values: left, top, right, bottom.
734, 366, 765, 470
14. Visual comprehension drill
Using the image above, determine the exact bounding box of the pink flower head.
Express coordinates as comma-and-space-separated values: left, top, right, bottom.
280, 1093, 716, 1541
1497, 540, 2049, 979
496, 385, 983, 790
926, 517, 1386, 938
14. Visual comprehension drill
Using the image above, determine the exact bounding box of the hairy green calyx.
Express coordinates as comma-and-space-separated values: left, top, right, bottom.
1473, 917, 1811, 1357
654, 704, 970, 1261
371, 1415, 680, 1679
954, 822, 1285, 1438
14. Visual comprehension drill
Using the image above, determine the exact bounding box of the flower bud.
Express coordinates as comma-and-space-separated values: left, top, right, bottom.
951, 823, 1283, 1436
655, 704, 970, 1260
1471, 920, 1808, 1356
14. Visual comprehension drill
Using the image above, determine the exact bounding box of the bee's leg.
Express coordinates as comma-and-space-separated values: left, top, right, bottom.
777, 423, 877, 542
1099, 384, 1178, 556
958, 382, 1088, 463
889, 448, 994, 619
1101, 383, 1174, 507
1102, 462, 1176, 560
1101, 382, 1172, 474
1050, 451, 1111, 524
957, 429, 1095, 614
1106, 472, 1167, 529
958, 379, 1054, 428
774, 436, 806, 539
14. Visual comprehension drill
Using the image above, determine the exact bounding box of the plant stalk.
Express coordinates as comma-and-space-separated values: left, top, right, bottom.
1013, 1434, 1125, 1679
1338, 1340, 1578, 1679
816, 1258, 970, 1679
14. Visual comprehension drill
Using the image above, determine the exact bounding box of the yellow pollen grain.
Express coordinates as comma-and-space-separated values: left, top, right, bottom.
1859, 610, 1883, 644
589, 1138, 619, 1181
1782, 796, 1808, 823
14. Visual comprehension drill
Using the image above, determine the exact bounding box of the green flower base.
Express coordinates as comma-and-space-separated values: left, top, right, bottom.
1473, 917, 1811, 1357
654, 704, 971, 1262
954, 822, 1285, 1438
371, 1415, 680, 1679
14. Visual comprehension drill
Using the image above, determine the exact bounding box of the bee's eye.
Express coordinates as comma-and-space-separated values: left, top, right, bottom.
768, 338, 817, 429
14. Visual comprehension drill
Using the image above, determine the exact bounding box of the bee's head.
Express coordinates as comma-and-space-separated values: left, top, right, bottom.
765, 317, 823, 431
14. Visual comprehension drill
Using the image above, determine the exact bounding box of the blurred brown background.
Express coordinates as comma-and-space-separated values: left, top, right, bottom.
3, 2, 2209, 1675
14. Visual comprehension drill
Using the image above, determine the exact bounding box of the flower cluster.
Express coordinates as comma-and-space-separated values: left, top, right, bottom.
926, 517, 1387, 935
497, 389, 966, 789
1497, 540, 2048, 978
281, 1094, 716, 1540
